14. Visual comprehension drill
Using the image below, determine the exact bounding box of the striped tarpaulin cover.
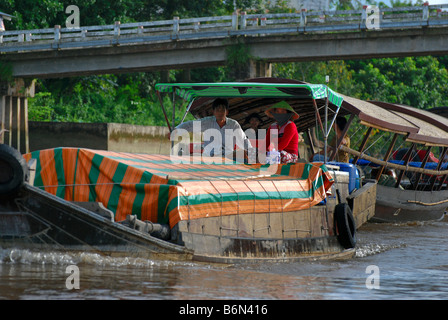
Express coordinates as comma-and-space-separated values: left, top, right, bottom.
24, 148, 334, 228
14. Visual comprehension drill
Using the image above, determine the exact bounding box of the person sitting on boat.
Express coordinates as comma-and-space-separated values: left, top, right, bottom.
331, 116, 351, 163
265, 101, 300, 164
173, 98, 253, 161
244, 112, 263, 148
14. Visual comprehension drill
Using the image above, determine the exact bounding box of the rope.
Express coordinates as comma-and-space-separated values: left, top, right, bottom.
362, 131, 385, 154
407, 199, 448, 206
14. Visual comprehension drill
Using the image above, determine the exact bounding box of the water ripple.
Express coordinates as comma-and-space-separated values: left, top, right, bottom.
355, 242, 406, 258
0, 247, 197, 269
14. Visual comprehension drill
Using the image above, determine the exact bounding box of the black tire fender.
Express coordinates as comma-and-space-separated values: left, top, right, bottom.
0, 144, 29, 195
334, 203, 356, 249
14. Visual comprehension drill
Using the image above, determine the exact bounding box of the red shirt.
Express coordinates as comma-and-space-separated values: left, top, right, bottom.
266, 121, 299, 155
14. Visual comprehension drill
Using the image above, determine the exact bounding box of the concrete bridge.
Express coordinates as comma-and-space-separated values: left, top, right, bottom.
1, 4, 448, 153
1, 4, 448, 79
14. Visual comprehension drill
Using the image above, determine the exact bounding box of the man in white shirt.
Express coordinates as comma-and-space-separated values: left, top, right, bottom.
172, 98, 254, 162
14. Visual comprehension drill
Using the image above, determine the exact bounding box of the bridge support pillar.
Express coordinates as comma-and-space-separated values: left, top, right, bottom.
231, 59, 271, 80
250, 60, 272, 79
0, 78, 35, 154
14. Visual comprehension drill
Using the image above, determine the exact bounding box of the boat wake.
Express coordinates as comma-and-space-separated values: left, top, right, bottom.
355, 242, 405, 258
0, 247, 197, 269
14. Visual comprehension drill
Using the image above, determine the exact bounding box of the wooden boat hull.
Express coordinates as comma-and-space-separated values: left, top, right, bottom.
172, 180, 376, 263
0, 184, 193, 260
0, 184, 370, 263
0, 178, 376, 264
372, 185, 447, 223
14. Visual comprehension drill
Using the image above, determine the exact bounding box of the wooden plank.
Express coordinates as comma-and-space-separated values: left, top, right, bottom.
347, 181, 377, 228
359, 120, 409, 135
177, 208, 327, 240
340, 145, 448, 176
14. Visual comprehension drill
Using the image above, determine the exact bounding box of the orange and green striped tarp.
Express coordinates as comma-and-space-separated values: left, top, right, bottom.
24, 148, 334, 228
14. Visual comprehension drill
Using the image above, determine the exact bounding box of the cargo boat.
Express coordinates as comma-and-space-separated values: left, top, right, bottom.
0, 78, 377, 263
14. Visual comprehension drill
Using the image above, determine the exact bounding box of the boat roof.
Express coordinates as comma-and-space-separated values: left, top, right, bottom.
156, 78, 344, 133
346, 98, 448, 146
155, 77, 448, 147
429, 106, 448, 119
156, 81, 343, 106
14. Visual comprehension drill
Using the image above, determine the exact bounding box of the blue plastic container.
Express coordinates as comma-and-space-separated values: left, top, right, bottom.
328, 161, 360, 193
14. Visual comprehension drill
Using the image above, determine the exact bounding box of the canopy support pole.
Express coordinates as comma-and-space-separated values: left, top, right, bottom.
413, 146, 432, 190
329, 114, 355, 161
436, 148, 448, 191
180, 100, 194, 124
312, 99, 324, 137
172, 91, 176, 130
432, 147, 448, 191
324, 94, 328, 163
437, 173, 448, 191
156, 90, 172, 132
306, 128, 316, 156
375, 133, 398, 181
352, 126, 373, 165
395, 143, 416, 188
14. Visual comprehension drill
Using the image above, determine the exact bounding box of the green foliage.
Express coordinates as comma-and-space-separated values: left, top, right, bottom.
190, 67, 226, 83
28, 72, 194, 126
273, 56, 448, 110
27, 55, 448, 125
273, 60, 361, 96
28, 92, 54, 121
226, 42, 253, 69
2, 0, 263, 30
347, 56, 448, 109
0, 61, 13, 82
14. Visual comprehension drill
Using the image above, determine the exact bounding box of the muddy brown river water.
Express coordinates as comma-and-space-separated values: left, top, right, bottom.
1, 218, 447, 302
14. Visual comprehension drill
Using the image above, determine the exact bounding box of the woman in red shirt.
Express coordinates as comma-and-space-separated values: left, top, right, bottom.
265, 101, 300, 164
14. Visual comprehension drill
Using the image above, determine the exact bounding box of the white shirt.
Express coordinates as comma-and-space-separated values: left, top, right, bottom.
174, 116, 253, 157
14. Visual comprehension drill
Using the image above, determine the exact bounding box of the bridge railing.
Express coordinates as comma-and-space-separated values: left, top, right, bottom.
1, 4, 447, 53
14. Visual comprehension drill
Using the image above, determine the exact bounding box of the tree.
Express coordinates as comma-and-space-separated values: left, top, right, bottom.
348, 56, 448, 109
2, 0, 264, 30
7, 0, 448, 125
273, 60, 361, 96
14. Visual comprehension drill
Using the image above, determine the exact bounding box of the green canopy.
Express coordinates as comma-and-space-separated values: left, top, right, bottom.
155, 82, 344, 107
